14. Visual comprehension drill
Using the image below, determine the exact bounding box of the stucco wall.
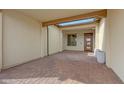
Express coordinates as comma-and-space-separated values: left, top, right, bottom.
41, 26, 47, 57
98, 18, 107, 51
107, 10, 124, 82
2, 10, 42, 69
48, 25, 63, 55
63, 29, 95, 51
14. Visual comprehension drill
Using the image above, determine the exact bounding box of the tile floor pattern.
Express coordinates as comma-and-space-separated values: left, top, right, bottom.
0, 51, 123, 84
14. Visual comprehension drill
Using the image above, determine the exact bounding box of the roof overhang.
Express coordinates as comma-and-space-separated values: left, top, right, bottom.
42, 9, 107, 26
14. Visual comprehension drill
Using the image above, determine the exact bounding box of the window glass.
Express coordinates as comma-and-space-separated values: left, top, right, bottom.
67, 34, 77, 46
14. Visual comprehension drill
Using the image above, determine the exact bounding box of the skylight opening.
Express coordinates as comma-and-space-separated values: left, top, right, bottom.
58, 18, 96, 27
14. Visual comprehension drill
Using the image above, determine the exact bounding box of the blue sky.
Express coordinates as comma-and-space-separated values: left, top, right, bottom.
58, 18, 96, 26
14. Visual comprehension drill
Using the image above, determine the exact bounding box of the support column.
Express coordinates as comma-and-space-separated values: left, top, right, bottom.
47, 26, 49, 56
95, 23, 99, 49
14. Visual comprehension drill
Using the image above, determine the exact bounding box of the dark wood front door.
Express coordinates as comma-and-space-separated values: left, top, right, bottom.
84, 33, 93, 52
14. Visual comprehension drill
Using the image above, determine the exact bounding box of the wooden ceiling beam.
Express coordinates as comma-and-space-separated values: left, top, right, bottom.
60, 23, 96, 31
42, 9, 107, 26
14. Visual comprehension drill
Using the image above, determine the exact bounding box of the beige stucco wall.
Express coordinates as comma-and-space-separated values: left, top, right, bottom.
95, 23, 99, 49
95, 18, 111, 66
98, 18, 107, 51
107, 10, 124, 82
48, 25, 63, 55
63, 29, 95, 51
95, 18, 107, 51
0, 12, 2, 70
41, 26, 47, 57
104, 15, 111, 68
2, 10, 42, 69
